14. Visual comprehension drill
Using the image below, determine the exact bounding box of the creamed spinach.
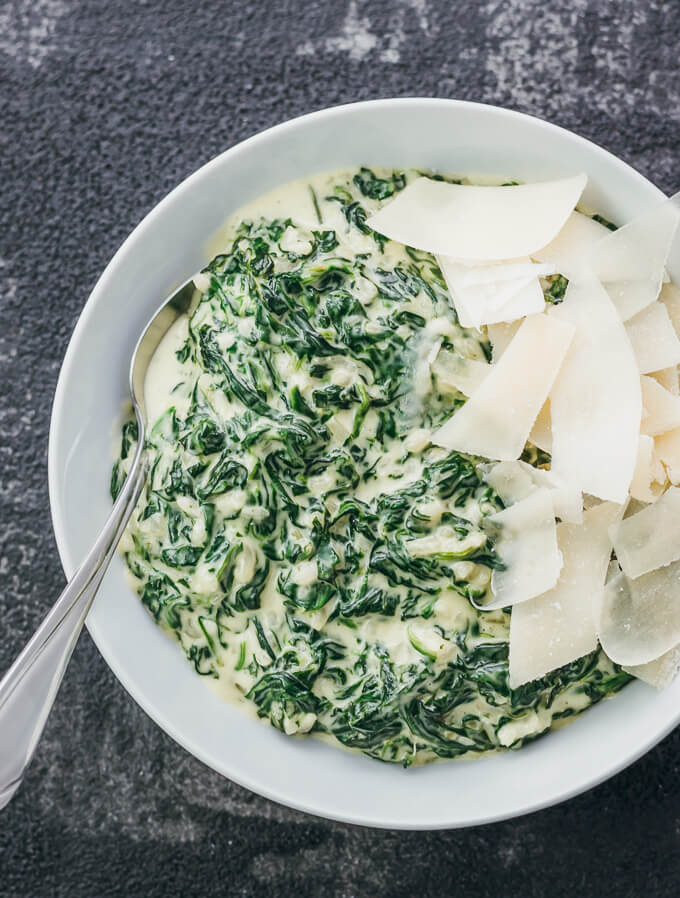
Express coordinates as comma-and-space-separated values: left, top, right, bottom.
112, 168, 630, 765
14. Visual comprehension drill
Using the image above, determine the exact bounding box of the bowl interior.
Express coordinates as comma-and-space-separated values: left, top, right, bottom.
49, 98, 680, 829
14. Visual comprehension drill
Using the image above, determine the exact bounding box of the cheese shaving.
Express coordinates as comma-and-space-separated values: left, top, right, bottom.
659, 281, 680, 337
481, 488, 563, 610
486, 320, 521, 361
484, 461, 535, 506
431, 349, 490, 396
491, 276, 546, 323
438, 257, 548, 327
609, 485, 680, 578
365, 174, 587, 261
432, 314, 574, 461
597, 561, 680, 666
549, 276, 641, 502
533, 210, 611, 278
624, 644, 680, 690
446, 258, 554, 287
629, 435, 666, 504
484, 460, 582, 524
530, 469, 583, 525
509, 501, 622, 687
589, 198, 680, 320
650, 367, 680, 396
640, 375, 680, 436
626, 302, 680, 374
529, 401, 552, 452
655, 427, 680, 485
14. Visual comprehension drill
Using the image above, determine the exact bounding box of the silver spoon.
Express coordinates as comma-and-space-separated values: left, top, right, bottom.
0, 277, 198, 809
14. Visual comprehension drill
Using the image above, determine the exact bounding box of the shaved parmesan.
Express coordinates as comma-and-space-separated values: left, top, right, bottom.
431, 349, 490, 396
482, 489, 562, 610
589, 198, 680, 320
640, 376, 680, 435
582, 494, 603, 512
659, 281, 680, 337
484, 459, 582, 524
626, 303, 680, 374
549, 277, 641, 502
609, 486, 680, 578
624, 644, 680, 689
486, 320, 521, 360
650, 366, 680, 396
365, 174, 587, 261
484, 460, 535, 505
533, 211, 611, 278
623, 498, 647, 519
509, 501, 622, 687
491, 277, 546, 323
530, 470, 583, 524
529, 401, 552, 452
438, 257, 548, 327
656, 427, 680, 484
629, 435, 666, 504
433, 314, 574, 460
606, 283, 664, 325
447, 258, 555, 287
597, 561, 680, 666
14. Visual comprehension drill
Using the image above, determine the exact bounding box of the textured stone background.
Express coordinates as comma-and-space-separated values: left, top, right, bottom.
1, 0, 680, 894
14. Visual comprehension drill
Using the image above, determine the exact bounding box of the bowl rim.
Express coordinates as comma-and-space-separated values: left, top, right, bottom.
47, 96, 676, 829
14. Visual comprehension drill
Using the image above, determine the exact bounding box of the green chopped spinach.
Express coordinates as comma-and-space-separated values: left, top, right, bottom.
113, 167, 630, 765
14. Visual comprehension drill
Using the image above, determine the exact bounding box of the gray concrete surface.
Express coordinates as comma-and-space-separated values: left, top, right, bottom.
1, 1, 679, 895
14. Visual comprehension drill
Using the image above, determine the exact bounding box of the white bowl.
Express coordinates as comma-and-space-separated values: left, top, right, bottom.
49, 98, 680, 829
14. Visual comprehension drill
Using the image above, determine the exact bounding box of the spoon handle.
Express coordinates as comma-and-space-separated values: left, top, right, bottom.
0, 441, 147, 811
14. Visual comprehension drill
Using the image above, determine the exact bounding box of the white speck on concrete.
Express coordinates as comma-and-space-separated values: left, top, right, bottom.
324, 0, 377, 61
380, 47, 401, 63
407, 0, 433, 35
296, 38, 315, 56
298, 0, 433, 64
0, 0, 68, 69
